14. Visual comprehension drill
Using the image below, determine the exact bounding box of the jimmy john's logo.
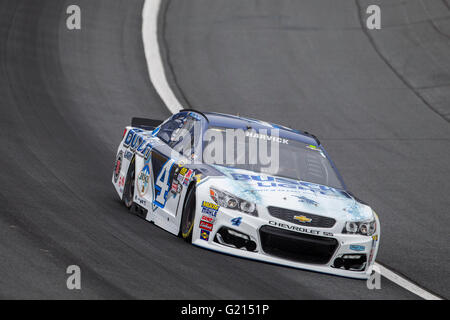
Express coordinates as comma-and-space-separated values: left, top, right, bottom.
137, 165, 150, 197
268, 221, 333, 237
294, 215, 312, 223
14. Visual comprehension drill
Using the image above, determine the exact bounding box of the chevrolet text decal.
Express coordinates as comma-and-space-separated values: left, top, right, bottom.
269, 221, 334, 237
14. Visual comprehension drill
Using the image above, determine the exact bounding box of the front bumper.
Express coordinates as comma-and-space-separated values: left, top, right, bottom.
192, 202, 380, 279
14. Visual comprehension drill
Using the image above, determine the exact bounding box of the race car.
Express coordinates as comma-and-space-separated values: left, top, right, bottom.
112, 109, 380, 279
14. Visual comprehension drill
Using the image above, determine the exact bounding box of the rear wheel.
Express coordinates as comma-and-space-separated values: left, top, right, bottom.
179, 184, 196, 242
122, 157, 135, 209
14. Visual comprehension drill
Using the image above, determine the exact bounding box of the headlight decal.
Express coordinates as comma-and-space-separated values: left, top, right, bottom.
210, 187, 258, 216
343, 219, 376, 236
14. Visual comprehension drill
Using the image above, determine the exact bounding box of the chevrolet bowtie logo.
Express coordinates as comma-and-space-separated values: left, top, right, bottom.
294, 215, 312, 223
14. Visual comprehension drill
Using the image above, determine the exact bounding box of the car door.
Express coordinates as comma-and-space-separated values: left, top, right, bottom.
145, 113, 202, 234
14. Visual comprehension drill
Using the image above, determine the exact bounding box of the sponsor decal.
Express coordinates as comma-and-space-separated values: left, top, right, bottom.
183, 169, 194, 186
135, 196, 146, 206
137, 165, 151, 197
201, 201, 219, 211
123, 128, 163, 160
177, 167, 187, 183
199, 220, 213, 232
176, 167, 195, 186
350, 245, 365, 252
170, 182, 182, 194
185, 169, 193, 178
113, 151, 123, 183
201, 215, 215, 224
201, 201, 219, 217
118, 175, 125, 188
229, 173, 352, 199
172, 166, 180, 187
124, 150, 133, 161
231, 174, 340, 194
202, 207, 218, 217
231, 217, 242, 226
294, 215, 312, 223
200, 229, 210, 241
268, 221, 333, 237
194, 174, 202, 183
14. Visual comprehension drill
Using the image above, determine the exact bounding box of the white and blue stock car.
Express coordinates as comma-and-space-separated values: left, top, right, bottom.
112, 109, 380, 279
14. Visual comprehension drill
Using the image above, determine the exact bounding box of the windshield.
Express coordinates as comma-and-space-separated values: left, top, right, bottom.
203, 127, 343, 189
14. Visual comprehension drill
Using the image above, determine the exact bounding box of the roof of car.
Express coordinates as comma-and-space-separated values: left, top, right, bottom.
188, 110, 320, 146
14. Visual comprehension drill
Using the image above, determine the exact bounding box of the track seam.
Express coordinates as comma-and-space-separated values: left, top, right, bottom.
354, 0, 449, 123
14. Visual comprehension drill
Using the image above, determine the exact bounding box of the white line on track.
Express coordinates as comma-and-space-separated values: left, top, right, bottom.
375, 263, 441, 300
142, 0, 183, 114
141, 0, 443, 301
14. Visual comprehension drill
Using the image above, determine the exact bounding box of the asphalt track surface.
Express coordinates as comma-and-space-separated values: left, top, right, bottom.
0, 0, 447, 299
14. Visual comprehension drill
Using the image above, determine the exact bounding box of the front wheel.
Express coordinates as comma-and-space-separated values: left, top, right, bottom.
179, 185, 196, 242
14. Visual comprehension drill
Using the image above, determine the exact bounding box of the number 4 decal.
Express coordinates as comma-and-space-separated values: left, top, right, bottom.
154, 159, 175, 209
231, 217, 242, 226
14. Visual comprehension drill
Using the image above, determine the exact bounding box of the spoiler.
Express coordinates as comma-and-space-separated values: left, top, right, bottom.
131, 117, 163, 130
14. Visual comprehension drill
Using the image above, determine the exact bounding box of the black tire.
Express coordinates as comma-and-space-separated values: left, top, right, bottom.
122, 156, 135, 209
179, 184, 196, 242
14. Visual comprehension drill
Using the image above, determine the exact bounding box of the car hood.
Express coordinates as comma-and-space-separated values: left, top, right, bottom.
208, 165, 373, 222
